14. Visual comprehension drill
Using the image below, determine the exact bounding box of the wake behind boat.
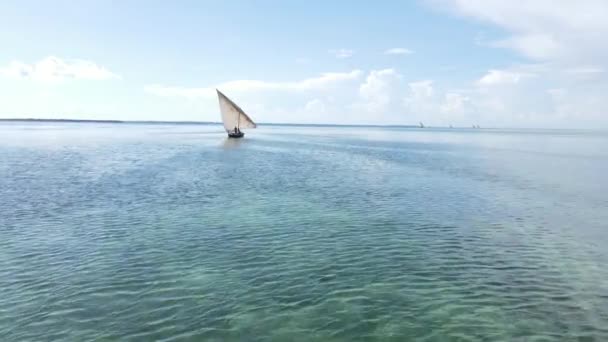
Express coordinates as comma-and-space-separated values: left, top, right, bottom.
217, 89, 257, 138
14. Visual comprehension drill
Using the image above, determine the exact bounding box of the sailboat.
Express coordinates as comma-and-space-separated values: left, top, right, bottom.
216, 89, 257, 138
419, 122, 425, 128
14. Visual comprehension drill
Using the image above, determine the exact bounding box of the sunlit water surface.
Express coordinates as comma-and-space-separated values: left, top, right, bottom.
1, 122, 607, 341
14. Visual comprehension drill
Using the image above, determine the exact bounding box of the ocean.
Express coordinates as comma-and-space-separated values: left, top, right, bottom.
1, 122, 607, 341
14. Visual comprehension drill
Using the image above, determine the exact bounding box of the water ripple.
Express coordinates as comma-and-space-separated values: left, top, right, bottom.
1, 124, 608, 341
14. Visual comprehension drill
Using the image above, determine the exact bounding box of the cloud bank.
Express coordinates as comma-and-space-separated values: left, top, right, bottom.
0, 56, 120, 83
145, 1, 608, 127
146, 69, 478, 126
423, 0, 608, 127
145, 70, 363, 99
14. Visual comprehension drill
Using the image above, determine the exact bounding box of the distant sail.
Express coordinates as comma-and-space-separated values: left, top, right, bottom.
217, 89, 257, 133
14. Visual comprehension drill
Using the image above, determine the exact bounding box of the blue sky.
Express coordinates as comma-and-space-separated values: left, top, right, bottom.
1, 0, 607, 127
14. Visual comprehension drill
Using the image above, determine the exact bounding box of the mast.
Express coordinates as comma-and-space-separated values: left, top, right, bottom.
216, 89, 257, 133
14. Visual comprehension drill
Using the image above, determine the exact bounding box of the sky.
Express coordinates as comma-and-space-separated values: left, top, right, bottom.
1, 0, 607, 128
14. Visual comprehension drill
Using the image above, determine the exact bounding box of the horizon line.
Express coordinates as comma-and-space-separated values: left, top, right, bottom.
0, 117, 603, 131
0, 117, 455, 129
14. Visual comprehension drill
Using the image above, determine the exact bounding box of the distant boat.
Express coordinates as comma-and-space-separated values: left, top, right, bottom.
419, 122, 425, 128
217, 89, 257, 138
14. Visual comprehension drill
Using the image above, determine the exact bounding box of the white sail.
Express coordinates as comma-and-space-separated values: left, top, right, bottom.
217, 89, 257, 132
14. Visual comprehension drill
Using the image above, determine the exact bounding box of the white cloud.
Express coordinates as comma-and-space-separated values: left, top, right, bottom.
357, 69, 402, 113
565, 66, 605, 75
477, 69, 535, 86
423, 1, 608, 127
434, 0, 608, 64
304, 99, 326, 113
403, 80, 439, 122
384, 48, 414, 55
329, 49, 354, 59
440, 93, 469, 114
147, 69, 474, 126
145, 70, 363, 99
401, 80, 472, 125
294, 70, 362, 90
146, 64, 608, 128
0, 56, 119, 83
408, 80, 434, 99
491, 33, 561, 61
360, 69, 400, 97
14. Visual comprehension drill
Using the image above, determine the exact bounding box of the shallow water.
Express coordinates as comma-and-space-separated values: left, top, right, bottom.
1, 122, 607, 341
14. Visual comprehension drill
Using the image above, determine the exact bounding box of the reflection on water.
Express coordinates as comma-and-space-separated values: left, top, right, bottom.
221, 136, 246, 149
1, 122, 607, 341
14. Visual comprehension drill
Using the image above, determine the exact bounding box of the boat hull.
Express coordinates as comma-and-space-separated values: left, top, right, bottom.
228, 132, 245, 138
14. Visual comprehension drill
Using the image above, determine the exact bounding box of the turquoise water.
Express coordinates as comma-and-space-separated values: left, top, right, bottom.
1, 122, 608, 341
